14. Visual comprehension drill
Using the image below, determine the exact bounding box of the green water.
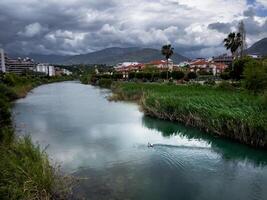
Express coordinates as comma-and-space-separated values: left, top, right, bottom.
13, 81, 267, 200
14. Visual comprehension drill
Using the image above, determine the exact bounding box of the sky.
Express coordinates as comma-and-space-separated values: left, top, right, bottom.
0, 0, 266, 58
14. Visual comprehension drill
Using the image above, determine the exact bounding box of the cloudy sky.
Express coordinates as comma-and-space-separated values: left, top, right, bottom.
0, 0, 266, 58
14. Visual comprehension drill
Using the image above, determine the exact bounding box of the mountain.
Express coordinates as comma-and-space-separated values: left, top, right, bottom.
65, 47, 188, 65
16, 47, 188, 65
247, 38, 267, 56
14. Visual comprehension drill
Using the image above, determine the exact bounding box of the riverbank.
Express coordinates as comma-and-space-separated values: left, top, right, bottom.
0, 74, 74, 199
111, 82, 267, 149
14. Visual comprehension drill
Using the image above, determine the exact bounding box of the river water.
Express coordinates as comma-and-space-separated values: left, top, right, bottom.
13, 81, 267, 200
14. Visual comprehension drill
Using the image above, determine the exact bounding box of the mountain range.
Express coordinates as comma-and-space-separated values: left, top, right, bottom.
246, 38, 267, 56
17, 47, 188, 65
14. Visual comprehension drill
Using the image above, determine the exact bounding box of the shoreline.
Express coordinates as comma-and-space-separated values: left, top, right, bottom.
0, 75, 75, 199
109, 82, 267, 149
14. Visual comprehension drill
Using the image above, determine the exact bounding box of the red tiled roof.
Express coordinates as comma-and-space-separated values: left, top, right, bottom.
190, 60, 209, 65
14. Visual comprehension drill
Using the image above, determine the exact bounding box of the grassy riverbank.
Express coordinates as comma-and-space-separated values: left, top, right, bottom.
0, 74, 74, 199
111, 82, 267, 148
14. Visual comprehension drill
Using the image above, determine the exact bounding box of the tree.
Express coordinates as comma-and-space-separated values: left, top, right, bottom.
171, 71, 185, 80
243, 60, 267, 94
161, 44, 174, 80
223, 32, 242, 68
187, 72, 197, 80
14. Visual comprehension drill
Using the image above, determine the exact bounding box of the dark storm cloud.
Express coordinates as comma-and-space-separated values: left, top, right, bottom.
0, 0, 266, 57
208, 22, 232, 33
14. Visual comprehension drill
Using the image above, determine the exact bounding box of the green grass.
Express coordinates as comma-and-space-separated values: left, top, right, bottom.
0, 74, 74, 199
112, 82, 267, 148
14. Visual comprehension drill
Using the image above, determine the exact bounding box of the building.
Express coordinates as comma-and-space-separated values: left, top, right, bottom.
189, 59, 210, 72
0, 48, 6, 73
54, 67, 72, 76
35, 63, 55, 76
189, 59, 228, 75
114, 62, 144, 72
0, 49, 36, 74
209, 62, 228, 75
212, 54, 233, 66
149, 59, 174, 71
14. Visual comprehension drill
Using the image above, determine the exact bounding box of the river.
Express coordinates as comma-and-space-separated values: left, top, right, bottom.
13, 81, 267, 200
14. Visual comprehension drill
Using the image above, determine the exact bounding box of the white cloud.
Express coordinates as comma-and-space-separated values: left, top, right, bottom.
18, 22, 46, 37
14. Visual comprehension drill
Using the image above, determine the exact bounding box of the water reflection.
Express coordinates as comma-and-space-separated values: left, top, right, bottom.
13, 82, 267, 200
142, 116, 267, 167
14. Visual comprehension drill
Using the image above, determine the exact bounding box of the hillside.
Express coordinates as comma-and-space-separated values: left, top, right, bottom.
18, 47, 188, 65
247, 38, 267, 56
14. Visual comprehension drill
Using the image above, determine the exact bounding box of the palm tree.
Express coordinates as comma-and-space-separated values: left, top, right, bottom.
161, 44, 174, 80
223, 32, 242, 68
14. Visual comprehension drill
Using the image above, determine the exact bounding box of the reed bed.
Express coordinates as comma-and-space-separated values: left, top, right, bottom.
112, 82, 267, 148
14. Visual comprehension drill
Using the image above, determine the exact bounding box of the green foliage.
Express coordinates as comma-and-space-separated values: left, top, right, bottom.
113, 82, 267, 148
161, 44, 174, 60
171, 71, 185, 80
160, 71, 168, 79
216, 81, 235, 90
231, 57, 253, 80
0, 74, 74, 199
243, 60, 267, 94
112, 73, 123, 80
135, 72, 144, 79
204, 79, 216, 85
98, 78, 113, 88
187, 72, 197, 79
220, 72, 231, 80
128, 72, 136, 79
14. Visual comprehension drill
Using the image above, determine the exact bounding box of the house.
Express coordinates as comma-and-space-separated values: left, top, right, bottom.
209, 62, 228, 75
114, 62, 144, 78
212, 54, 233, 66
189, 59, 228, 75
149, 59, 173, 71
189, 59, 210, 72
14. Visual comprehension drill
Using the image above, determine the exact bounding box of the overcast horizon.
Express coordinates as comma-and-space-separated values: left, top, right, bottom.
0, 0, 267, 58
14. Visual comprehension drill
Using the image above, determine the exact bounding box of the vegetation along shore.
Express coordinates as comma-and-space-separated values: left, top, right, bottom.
82, 56, 267, 149
0, 73, 74, 199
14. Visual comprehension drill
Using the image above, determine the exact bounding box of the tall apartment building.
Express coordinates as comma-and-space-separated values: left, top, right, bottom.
0, 48, 6, 73
0, 48, 36, 74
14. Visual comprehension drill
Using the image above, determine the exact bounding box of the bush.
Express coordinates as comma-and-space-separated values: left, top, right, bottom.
143, 72, 152, 80
220, 72, 231, 80
113, 73, 123, 80
187, 72, 197, 80
160, 71, 168, 79
98, 78, 113, 88
216, 81, 235, 90
198, 70, 213, 76
128, 72, 136, 79
171, 71, 185, 80
135, 72, 143, 79
243, 60, 267, 94
231, 57, 253, 80
0, 83, 18, 101
3, 73, 17, 86
204, 79, 216, 85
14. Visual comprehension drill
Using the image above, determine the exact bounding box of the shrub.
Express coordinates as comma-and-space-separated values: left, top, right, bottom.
204, 79, 216, 85
98, 78, 113, 88
3, 73, 17, 86
112, 73, 123, 80
135, 72, 144, 79
220, 72, 231, 80
171, 71, 185, 80
143, 72, 152, 80
0, 83, 18, 101
243, 60, 267, 94
160, 71, 168, 79
216, 81, 234, 90
128, 72, 136, 79
187, 72, 197, 80
231, 57, 253, 80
